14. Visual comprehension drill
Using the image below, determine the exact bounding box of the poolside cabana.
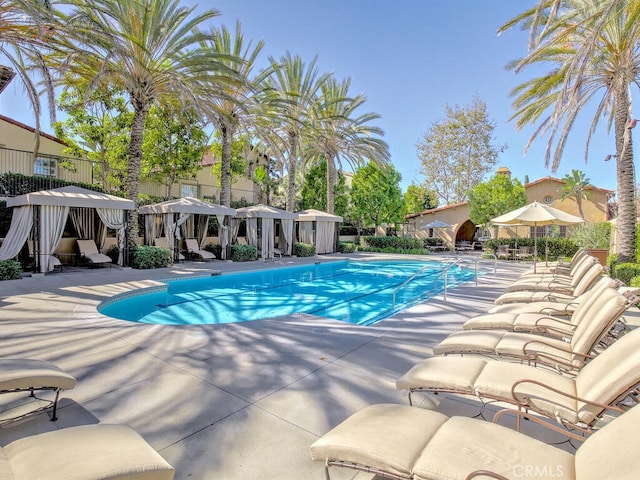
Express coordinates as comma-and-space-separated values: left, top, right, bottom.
138, 197, 236, 261
0, 186, 135, 272
296, 209, 343, 254
234, 204, 298, 259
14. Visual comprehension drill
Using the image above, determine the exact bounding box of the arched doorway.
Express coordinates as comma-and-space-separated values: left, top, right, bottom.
455, 219, 476, 242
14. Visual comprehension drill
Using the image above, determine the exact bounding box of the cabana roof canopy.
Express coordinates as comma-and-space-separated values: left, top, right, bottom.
138, 197, 235, 216
6, 186, 135, 210
235, 204, 298, 220
296, 209, 343, 222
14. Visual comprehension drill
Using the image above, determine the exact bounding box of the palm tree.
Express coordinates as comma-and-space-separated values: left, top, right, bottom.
0, 0, 56, 152
308, 76, 390, 214
51, 0, 238, 250
501, 1, 640, 262
204, 21, 265, 208
559, 169, 591, 218
263, 53, 329, 212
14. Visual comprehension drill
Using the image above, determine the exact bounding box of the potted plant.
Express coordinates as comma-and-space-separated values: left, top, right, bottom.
571, 222, 611, 265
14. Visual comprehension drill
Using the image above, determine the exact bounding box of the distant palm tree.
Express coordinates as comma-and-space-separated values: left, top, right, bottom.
501, 1, 640, 261
308, 76, 390, 214
263, 53, 329, 212
559, 169, 591, 218
204, 22, 265, 207
51, 0, 237, 249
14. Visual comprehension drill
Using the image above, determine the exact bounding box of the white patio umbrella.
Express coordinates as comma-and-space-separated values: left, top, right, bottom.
490, 201, 584, 273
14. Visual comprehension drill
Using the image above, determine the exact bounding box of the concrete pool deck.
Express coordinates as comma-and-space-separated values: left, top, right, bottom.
0, 253, 628, 479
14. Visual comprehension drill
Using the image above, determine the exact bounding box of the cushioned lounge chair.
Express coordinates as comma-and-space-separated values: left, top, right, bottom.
494, 263, 603, 305
432, 287, 629, 373
76, 239, 112, 267
397, 326, 640, 437
520, 247, 588, 276
184, 238, 215, 261
502, 256, 598, 294
310, 401, 640, 480
1, 424, 174, 479
0, 359, 76, 424
487, 276, 618, 316
461, 278, 633, 336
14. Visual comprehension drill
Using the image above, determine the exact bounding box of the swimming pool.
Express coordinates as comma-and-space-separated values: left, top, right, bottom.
98, 260, 477, 326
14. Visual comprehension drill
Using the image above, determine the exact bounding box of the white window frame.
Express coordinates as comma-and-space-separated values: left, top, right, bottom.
34, 157, 58, 177
181, 183, 198, 198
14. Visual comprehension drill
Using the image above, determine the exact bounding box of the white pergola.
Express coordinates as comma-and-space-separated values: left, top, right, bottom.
234, 204, 299, 259
139, 197, 236, 261
1, 186, 134, 272
296, 209, 343, 254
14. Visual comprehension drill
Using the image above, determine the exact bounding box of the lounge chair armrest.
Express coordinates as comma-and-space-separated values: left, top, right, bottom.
466, 471, 512, 480
530, 322, 576, 338
492, 408, 588, 442
510, 378, 625, 414
532, 315, 573, 328
538, 306, 573, 316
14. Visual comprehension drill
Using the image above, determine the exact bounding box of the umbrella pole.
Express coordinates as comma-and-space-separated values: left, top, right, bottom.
533, 223, 538, 274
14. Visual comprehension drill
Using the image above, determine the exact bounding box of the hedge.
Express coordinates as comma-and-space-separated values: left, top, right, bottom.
231, 244, 257, 262
131, 245, 172, 269
338, 241, 357, 253
483, 237, 579, 260
613, 262, 640, 285
0, 260, 22, 280
360, 236, 423, 250
294, 243, 316, 257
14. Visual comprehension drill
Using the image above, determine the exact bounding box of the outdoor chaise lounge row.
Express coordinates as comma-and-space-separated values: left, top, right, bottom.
0, 359, 174, 479
311, 249, 640, 480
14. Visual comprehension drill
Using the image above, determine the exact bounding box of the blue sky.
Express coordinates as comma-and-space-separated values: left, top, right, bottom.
1, 0, 628, 196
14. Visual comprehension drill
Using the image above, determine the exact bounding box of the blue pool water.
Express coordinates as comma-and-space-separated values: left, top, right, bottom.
98, 260, 476, 326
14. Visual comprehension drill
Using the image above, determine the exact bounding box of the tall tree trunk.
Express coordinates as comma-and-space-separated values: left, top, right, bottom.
125, 101, 150, 255
286, 133, 297, 212
220, 123, 233, 207
614, 86, 636, 263
326, 155, 336, 214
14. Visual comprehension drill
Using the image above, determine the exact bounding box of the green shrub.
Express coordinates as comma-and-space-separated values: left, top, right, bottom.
360, 236, 423, 251
423, 237, 444, 247
630, 275, 640, 288
572, 222, 611, 250
338, 241, 357, 253
294, 243, 316, 257
483, 237, 578, 261
204, 243, 222, 259
231, 244, 257, 262
613, 262, 640, 285
0, 260, 22, 280
131, 245, 172, 269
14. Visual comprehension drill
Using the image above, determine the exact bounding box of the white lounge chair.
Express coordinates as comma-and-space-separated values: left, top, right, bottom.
311, 401, 640, 480
1, 424, 174, 479
185, 238, 215, 261
0, 359, 76, 424
76, 239, 112, 267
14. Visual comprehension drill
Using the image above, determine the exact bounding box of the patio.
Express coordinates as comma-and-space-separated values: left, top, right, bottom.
0, 253, 617, 479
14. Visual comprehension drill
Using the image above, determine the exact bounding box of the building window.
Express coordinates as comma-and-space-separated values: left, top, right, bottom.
530, 225, 567, 238
181, 183, 198, 198
34, 157, 57, 177
543, 195, 553, 204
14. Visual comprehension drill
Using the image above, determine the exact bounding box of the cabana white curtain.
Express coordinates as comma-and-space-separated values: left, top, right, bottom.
262, 218, 274, 260
0, 206, 33, 261
316, 221, 335, 254
97, 207, 127, 265
246, 218, 258, 246
299, 222, 314, 244
164, 213, 190, 258
144, 214, 162, 245
280, 219, 294, 255
69, 208, 94, 240
40, 205, 69, 272
197, 215, 209, 246
216, 214, 228, 259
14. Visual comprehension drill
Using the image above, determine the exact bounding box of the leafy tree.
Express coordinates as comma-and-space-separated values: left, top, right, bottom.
348, 163, 404, 235
468, 173, 527, 227
501, 1, 639, 261
559, 169, 591, 219
53, 87, 131, 191
417, 96, 506, 204
403, 182, 438, 216
142, 106, 208, 200
52, 0, 237, 250
299, 159, 348, 217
